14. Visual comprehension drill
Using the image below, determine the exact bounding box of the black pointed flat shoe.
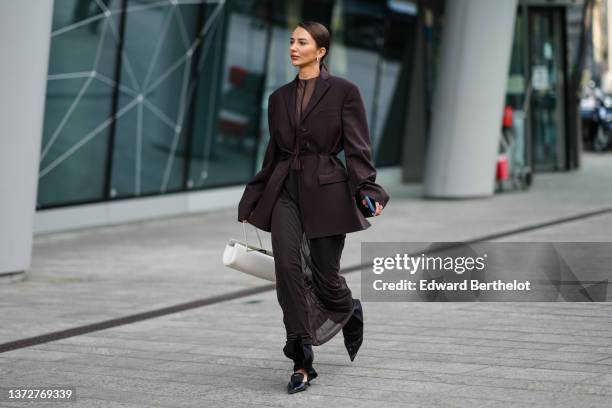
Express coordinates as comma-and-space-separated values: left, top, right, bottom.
287, 371, 310, 394
342, 299, 363, 362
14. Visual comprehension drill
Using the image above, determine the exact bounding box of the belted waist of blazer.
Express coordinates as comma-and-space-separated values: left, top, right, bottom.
279, 147, 334, 171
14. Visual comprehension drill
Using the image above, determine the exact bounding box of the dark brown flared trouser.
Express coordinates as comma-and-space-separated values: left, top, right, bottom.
270, 169, 355, 374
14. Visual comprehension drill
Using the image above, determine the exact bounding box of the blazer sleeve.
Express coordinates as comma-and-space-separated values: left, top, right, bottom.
341, 84, 390, 210
237, 95, 279, 222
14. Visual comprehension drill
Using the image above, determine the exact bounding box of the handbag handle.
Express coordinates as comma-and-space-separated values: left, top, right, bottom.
242, 221, 264, 252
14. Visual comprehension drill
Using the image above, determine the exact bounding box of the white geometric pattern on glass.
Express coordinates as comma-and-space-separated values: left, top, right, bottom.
40, 0, 224, 197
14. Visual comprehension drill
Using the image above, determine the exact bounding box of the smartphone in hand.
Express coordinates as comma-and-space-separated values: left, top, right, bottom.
363, 195, 376, 215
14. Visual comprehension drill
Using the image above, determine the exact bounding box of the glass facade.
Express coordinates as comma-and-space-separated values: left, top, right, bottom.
504, 4, 574, 174
39, 0, 122, 207
527, 7, 567, 171
37, 0, 418, 209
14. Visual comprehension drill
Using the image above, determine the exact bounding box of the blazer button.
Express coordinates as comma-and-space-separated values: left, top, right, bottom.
301, 127, 307, 132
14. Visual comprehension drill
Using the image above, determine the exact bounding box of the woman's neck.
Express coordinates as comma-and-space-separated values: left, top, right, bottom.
298, 64, 320, 80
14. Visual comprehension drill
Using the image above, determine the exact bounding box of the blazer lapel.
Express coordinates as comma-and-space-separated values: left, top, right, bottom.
281, 68, 331, 131
300, 70, 331, 125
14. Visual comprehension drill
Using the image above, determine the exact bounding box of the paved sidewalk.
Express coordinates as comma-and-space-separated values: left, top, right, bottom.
0, 152, 611, 407
1, 153, 611, 344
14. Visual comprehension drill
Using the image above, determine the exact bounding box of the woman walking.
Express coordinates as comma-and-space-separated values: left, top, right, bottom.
237, 21, 389, 394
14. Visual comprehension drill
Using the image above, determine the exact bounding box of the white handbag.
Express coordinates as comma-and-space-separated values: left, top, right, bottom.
222, 221, 276, 282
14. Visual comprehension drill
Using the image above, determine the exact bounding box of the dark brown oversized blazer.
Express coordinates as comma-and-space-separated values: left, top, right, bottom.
237, 68, 390, 239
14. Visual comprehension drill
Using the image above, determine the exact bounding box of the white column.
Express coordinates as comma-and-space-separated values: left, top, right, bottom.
0, 1, 54, 277
423, 0, 518, 198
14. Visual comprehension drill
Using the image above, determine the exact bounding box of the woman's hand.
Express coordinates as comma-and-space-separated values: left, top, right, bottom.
361, 199, 383, 216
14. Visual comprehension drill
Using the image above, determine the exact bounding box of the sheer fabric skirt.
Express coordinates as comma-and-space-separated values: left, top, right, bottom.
270, 169, 355, 373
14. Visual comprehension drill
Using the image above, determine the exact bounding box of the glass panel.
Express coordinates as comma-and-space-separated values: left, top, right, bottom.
422, 0, 445, 118
327, 0, 385, 167
37, 0, 122, 208
503, 8, 529, 174
110, 1, 205, 197
372, 1, 418, 166
188, 0, 270, 189
328, 0, 418, 167
528, 8, 566, 171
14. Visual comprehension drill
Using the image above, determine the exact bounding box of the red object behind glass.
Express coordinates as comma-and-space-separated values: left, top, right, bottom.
502, 105, 513, 128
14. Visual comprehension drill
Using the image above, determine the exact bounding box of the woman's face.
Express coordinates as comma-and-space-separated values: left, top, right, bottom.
289, 26, 325, 68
